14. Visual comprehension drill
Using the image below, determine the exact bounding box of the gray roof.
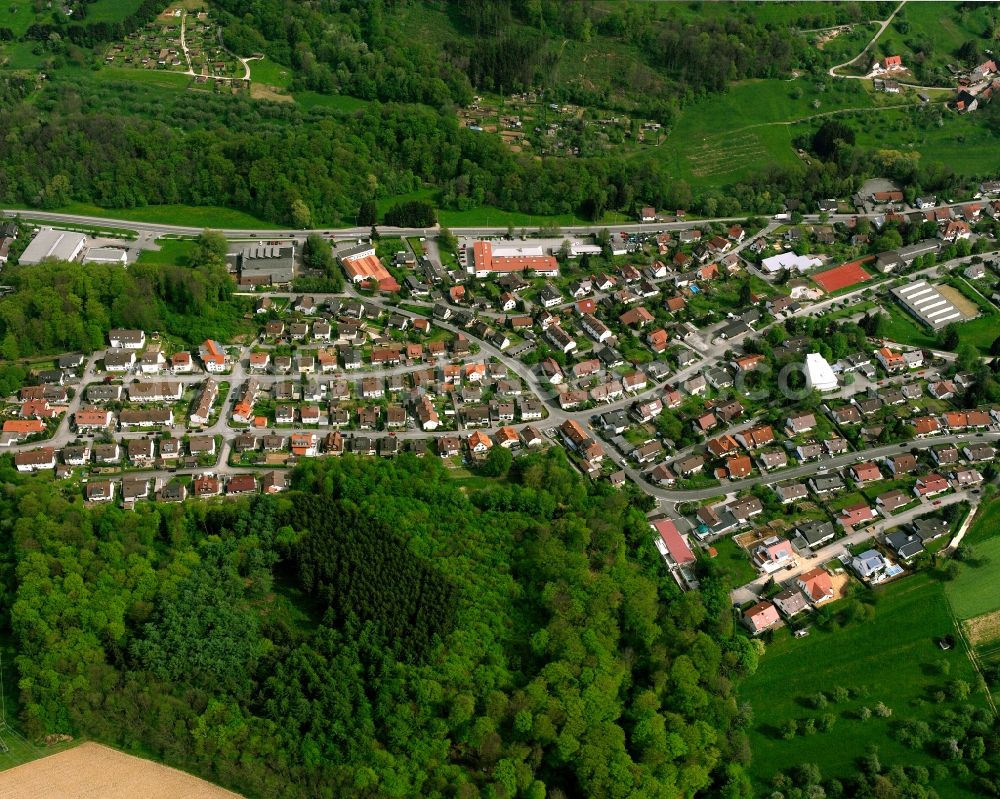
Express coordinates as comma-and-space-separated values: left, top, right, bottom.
19, 228, 86, 264
796, 521, 835, 547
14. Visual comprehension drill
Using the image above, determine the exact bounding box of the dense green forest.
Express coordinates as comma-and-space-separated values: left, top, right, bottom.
0, 73, 977, 228
0, 450, 763, 798
0, 1, 982, 227
0, 231, 247, 357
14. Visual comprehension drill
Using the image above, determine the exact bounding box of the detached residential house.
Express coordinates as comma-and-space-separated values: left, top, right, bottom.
651, 518, 696, 570
14, 447, 56, 473
109, 329, 146, 350
753, 537, 794, 572
785, 413, 817, 436
199, 339, 229, 373
914, 473, 950, 498
838, 502, 876, 530
773, 589, 809, 619
797, 568, 835, 604
850, 462, 882, 484
743, 601, 781, 634
737, 424, 775, 450
851, 549, 888, 583
795, 520, 835, 549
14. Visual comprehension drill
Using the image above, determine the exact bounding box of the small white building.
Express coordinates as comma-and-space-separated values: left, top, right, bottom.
83, 247, 128, 265
805, 352, 838, 392
760, 252, 823, 274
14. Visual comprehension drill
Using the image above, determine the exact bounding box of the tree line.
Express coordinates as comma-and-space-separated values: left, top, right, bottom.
0, 232, 247, 358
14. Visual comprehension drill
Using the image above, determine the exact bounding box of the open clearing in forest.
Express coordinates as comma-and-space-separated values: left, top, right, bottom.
0, 742, 243, 799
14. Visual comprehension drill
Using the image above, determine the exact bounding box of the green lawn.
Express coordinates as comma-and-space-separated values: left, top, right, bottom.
250, 57, 293, 88
294, 91, 370, 112
963, 498, 1000, 547
136, 238, 196, 266
95, 67, 194, 90
50, 202, 277, 229
946, 534, 1000, 620
741, 573, 987, 795
881, 303, 939, 349
711, 534, 758, 587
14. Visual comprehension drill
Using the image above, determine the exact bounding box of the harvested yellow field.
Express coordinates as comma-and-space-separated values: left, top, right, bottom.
964, 608, 1000, 646
0, 742, 243, 799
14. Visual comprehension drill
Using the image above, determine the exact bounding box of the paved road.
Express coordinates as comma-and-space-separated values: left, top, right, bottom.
729, 488, 971, 605
828, 1, 906, 78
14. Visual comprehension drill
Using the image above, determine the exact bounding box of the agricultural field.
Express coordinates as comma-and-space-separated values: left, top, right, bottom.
740, 572, 989, 795
0, 742, 242, 799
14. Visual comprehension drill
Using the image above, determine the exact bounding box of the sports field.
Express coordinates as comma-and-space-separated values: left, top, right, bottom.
812, 258, 873, 293
741, 572, 987, 794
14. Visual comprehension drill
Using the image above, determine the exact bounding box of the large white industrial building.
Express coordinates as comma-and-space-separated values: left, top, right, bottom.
18, 228, 87, 265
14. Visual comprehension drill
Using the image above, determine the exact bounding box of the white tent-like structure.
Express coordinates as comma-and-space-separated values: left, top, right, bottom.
805, 352, 838, 392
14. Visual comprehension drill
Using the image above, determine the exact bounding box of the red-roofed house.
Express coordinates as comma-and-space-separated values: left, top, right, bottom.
647, 328, 669, 353
797, 568, 835, 604
743, 600, 781, 634
839, 502, 876, 530
914, 473, 949, 497
2, 419, 44, 438
850, 462, 882, 483
651, 518, 695, 568
727, 455, 753, 479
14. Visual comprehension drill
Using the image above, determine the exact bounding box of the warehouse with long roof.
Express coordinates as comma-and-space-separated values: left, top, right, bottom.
18, 228, 87, 265
891, 280, 970, 329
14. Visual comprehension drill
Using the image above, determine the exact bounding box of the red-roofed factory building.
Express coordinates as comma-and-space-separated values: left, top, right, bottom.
470, 240, 560, 278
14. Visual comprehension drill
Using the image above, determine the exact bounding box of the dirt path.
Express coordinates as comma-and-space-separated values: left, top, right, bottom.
828, 1, 906, 78
717, 100, 944, 138
179, 11, 193, 74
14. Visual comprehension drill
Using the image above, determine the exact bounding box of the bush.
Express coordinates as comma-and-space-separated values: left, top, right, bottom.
858, 706, 872, 721
384, 199, 437, 227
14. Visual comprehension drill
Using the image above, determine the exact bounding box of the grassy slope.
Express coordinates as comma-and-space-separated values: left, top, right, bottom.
249, 57, 292, 88
643, 77, 919, 189
51, 202, 277, 229
946, 535, 1000, 619
879, 2, 996, 70
741, 572, 986, 795
853, 106, 1000, 177
963, 498, 1000, 546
